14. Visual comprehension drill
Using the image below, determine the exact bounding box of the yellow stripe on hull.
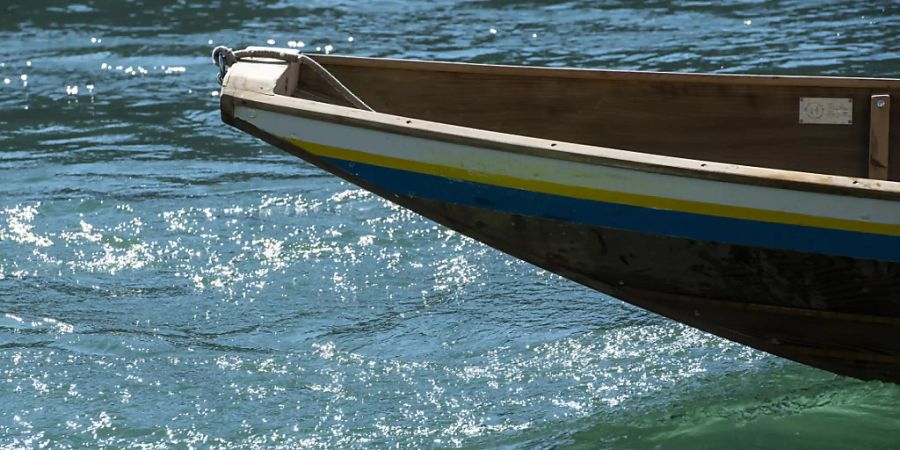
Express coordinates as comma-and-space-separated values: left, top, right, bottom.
286, 137, 900, 238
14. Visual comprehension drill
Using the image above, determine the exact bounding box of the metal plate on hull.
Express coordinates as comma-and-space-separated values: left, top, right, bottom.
799, 97, 853, 125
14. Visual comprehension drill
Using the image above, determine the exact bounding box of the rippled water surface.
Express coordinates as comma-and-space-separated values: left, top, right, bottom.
2, 1, 900, 448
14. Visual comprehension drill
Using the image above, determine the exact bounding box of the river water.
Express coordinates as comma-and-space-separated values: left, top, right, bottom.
2, 1, 900, 448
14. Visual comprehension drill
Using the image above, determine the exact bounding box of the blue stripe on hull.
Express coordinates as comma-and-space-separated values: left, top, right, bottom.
323, 157, 900, 263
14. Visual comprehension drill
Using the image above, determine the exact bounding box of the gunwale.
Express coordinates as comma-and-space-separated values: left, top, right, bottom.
223, 83, 900, 201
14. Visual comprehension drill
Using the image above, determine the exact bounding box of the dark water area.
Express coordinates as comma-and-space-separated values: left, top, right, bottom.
2, 1, 900, 448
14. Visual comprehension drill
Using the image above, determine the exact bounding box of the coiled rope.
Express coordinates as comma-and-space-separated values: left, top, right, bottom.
212, 46, 373, 112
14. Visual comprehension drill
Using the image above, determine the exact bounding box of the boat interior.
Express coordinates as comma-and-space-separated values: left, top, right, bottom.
273, 55, 900, 181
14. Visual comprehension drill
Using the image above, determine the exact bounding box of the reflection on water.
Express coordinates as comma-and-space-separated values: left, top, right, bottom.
2, 0, 900, 448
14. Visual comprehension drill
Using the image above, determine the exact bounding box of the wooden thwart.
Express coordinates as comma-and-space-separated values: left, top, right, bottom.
869, 94, 891, 180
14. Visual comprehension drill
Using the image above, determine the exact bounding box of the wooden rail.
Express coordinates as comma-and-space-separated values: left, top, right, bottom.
870, 94, 891, 180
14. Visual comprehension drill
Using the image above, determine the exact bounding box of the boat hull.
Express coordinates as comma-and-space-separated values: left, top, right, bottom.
220, 85, 900, 383
408, 198, 900, 383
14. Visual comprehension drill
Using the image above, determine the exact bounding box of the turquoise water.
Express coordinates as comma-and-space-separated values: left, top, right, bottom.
2, 1, 900, 448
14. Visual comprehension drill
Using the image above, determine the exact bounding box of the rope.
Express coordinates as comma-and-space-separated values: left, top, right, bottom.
212, 46, 373, 112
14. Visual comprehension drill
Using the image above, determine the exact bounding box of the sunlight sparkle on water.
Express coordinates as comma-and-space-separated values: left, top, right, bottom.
3, 2, 900, 448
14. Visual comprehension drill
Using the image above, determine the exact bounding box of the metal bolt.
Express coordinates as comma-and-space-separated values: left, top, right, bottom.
877, 99, 887, 108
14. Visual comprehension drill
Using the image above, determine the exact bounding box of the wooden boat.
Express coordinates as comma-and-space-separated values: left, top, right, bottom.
214, 46, 900, 383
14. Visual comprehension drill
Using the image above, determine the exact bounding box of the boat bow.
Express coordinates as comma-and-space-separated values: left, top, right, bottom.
217, 48, 900, 383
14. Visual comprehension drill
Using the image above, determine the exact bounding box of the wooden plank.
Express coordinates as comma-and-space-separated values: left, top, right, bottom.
870, 94, 891, 180
297, 62, 876, 177
312, 54, 900, 89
